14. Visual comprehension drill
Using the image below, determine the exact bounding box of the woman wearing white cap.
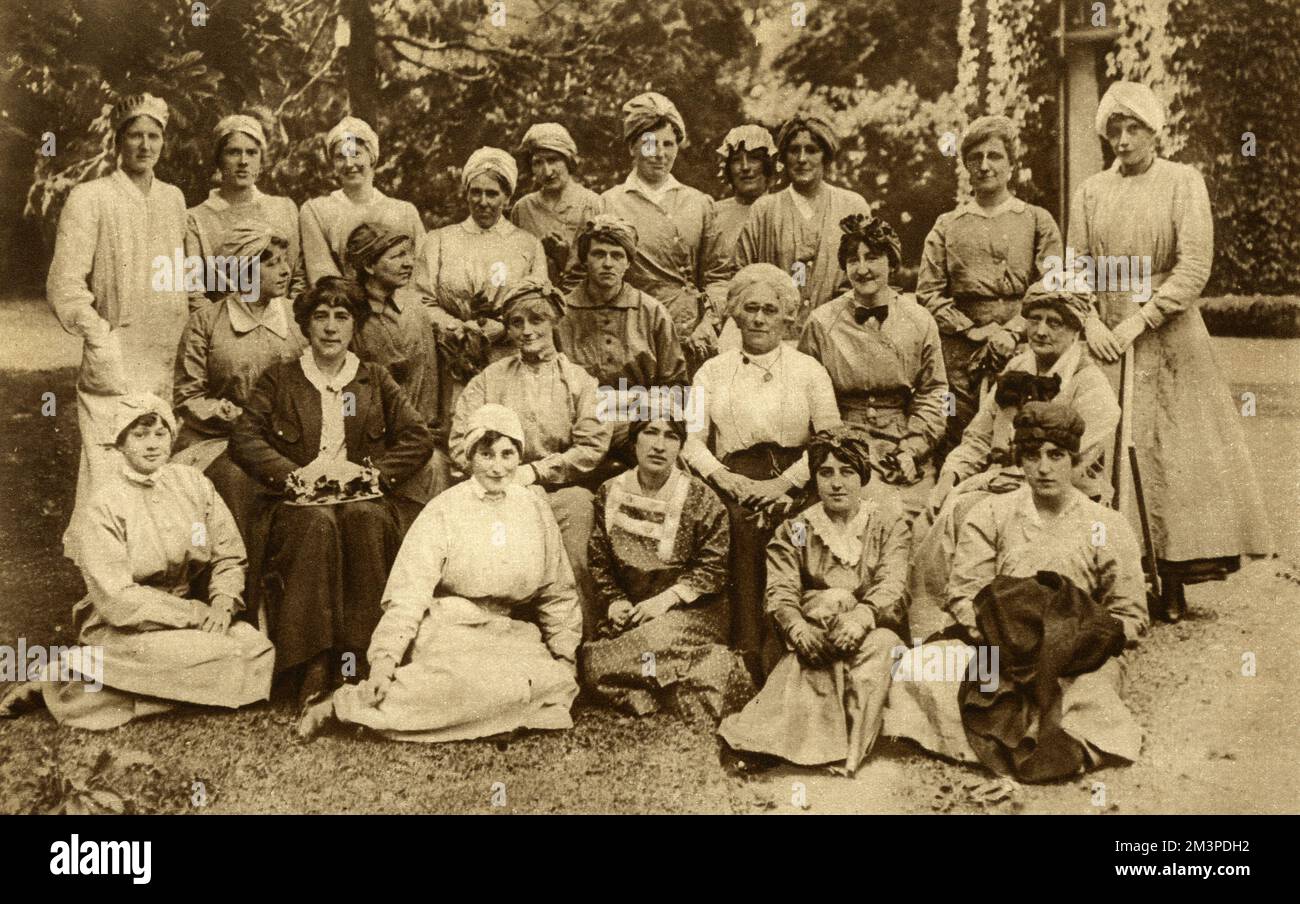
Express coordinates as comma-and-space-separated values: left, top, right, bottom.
47, 92, 190, 563
1068, 81, 1272, 618
299, 115, 425, 284
297, 403, 582, 742
185, 112, 305, 312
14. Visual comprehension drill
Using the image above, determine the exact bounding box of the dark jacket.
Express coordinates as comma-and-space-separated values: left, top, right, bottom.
230, 358, 434, 494
959, 571, 1126, 782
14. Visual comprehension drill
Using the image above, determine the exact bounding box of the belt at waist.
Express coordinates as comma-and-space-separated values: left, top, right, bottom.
838, 390, 910, 411
721, 443, 804, 479
1096, 271, 1172, 328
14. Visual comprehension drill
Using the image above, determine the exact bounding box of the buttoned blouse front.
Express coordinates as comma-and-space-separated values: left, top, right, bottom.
298, 350, 360, 463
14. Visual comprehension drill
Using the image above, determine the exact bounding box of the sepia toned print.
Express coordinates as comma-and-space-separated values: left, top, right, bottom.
0, 0, 1296, 817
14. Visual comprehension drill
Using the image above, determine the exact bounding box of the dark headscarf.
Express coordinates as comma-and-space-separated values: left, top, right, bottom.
576, 214, 638, 262
1013, 401, 1085, 454
345, 222, 411, 281
837, 214, 902, 271
808, 424, 874, 482
500, 279, 566, 322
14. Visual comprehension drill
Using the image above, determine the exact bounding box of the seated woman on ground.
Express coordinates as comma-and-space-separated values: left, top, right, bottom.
885, 402, 1147, 781
0, 394, 274, 729
297, 404, 582, 742
580, 414, 753, 723
718, 425, 909, 776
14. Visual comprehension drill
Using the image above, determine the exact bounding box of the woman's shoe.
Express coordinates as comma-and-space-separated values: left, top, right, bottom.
295, 693, 335, 741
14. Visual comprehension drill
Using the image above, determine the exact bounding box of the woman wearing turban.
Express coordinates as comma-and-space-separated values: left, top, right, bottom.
734, 113, 872, 337
346, 222, 443, 525
172, 219, 305, 543
1068, 81, 1272, 619
798, 215, 948, 516
682, 264, 842, 678
510, 122, 603, 284
185, 112, 305, 313
47, 92, 189, 563
588, 92, 731, 370
915, 114, 1062, 467
0, 395, 274, 729
450, 280, 611, 635
299, 115, 425, 285
885, 402, 1147, 779
413, 146, 548, 430
718, 425, 908, 776
297, 403, 581, 743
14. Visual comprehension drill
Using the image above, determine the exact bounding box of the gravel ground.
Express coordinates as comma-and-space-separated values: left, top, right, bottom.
1, 322, 1298, 814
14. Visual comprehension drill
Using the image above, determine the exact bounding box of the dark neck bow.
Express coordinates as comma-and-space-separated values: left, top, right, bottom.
994, 371, 1061, 409
853, 304, 889, 325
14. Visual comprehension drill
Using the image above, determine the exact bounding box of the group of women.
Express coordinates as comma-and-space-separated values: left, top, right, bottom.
3, 79, 1273, 782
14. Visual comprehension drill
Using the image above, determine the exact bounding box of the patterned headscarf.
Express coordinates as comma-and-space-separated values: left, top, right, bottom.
110, 393, 177, 446
111, 93, 169, 133
576, 214, 639, 261
727, 263, 800, 321
808, 424, 874, 482
837, 214, 902, 271
500, 279, 566, 322
1095, 81, 1166, 138
1013, 401, 1085, 454
520, 122, 578, 166
214, 114, 267, 150
345, 222, 412, 277
462, 146, 518, 196
1021, 280, 1090, 331
326, 116, 380, 163
776, 113, 839, 160
621, 92, 688, 147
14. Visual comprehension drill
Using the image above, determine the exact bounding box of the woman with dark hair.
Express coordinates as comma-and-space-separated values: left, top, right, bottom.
714, 125, 777, 260
592, 92, 730, 367
296, 404, 581, 742
1068, 81, 1272, 619
451, 279, 610, 631
734, 113, 872, 336
414, 146, 548, 422
300, 116, 425, 284
346, 221, 443, 520
172, 220, 305, 540
580, 414, 752, 721
718, 425, 908, 776
916, 114, 1062, 464
0, 394, 274, 728
185, 113, 305, 313
798, 215, 948, 513
229, 276, 434, 708
510, 122, 603, 284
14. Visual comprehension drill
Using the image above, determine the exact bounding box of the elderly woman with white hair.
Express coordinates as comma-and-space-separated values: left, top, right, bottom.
414, 146, 549, 422
510, 122, 603, 284
0, 394, 274, 729
1069, 81, 1272, 619
185, 112, 305, 312
915, 114, 1062, 465
297, 403, 582, 742
682, 263, 841, 677
299, 115, 425, 284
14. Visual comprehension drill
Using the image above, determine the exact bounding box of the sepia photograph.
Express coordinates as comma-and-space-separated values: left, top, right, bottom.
0, 0, 1295, 862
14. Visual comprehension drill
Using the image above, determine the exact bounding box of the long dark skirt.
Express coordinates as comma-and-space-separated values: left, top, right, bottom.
720, 444, 807, 680
261, 496, 402, 675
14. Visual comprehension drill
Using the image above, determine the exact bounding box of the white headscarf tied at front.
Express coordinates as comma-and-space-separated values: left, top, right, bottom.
462, 146, 519, 196
327, 116, 380, 163
1094, 81, 1166, 138
463, 403, 526, 456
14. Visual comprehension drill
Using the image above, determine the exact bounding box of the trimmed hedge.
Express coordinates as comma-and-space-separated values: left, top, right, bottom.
1201, 295, 1300, 339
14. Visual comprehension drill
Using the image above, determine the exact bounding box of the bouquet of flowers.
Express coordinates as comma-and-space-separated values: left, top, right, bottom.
285, 457, 383, 506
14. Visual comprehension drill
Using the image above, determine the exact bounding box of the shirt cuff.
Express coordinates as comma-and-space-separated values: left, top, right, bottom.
1138, 302, 1166, 330
669, 583, 702, 605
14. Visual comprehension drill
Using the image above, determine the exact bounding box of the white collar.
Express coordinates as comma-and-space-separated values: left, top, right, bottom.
459, 216, 512, 235
625, 171, 682, 204
330, 186, 385, 207
957, 195, 1026, 219
1011, 482, 1085, 525
803, 501, 877, 567
299, 349, 360, 393
226, 297, 290, 338
120, 460, 163, 487
467, 475, 519, 501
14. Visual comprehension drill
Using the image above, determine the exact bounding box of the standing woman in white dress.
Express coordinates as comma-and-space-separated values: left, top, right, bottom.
46, 93, 189, 562
1068, 81, 1272, 618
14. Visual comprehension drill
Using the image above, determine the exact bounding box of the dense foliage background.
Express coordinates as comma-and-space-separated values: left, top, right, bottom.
1, 0, 1294, 295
